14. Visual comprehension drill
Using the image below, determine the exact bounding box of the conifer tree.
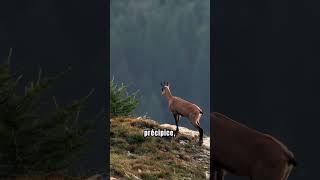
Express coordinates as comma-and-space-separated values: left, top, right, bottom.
0, 49, 95, 176
110, 78, 139, 118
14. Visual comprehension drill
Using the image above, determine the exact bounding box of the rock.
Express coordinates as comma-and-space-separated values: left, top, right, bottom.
179, 140, 187, 145
205, 171, 210, 179
159, 124, 210, 148
127, 151, 133, 157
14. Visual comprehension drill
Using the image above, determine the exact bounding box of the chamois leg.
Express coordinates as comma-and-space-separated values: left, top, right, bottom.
216, 168, 225, 180
190, 120, 203, 145
212, 168, 217, 180
195, 113, 204, 144
212, 166, 221, 180
173, 113, 180, 133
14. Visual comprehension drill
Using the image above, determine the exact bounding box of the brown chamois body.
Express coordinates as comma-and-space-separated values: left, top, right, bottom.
161, 81, 204, 144
211, 112, 297, 180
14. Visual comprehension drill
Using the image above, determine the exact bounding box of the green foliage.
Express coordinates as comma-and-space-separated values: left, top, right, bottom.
0, 50, 95, 176
110, 79, 139, 118
127, 135, 145, 144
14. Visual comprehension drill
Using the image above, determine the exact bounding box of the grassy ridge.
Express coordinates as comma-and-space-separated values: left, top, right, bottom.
110, 117, 210, 180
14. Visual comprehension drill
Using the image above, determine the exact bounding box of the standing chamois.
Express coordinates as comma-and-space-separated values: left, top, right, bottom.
211, 112, 297, 180
160, 81, 204, 145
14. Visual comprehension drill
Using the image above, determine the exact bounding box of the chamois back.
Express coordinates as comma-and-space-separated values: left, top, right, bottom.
171, 96, 203, 116
211, 112, 297, 177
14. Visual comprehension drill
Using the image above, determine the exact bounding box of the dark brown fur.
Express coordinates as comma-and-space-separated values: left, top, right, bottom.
211, 112, 297, 180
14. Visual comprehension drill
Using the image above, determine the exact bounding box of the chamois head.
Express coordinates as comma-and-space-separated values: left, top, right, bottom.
160, 81, 170, 96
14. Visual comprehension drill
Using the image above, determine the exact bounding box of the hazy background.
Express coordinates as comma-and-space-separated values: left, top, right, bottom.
110, 0, 210, 134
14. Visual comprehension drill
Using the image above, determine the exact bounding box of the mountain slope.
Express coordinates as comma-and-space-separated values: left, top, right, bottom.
110, 117, 210, 180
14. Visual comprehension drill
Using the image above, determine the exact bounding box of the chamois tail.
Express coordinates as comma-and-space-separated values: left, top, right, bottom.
193, 104, 203, 114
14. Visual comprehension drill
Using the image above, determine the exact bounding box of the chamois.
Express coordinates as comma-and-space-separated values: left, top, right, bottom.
211, 112, 297, 180
160, 81, 204, 145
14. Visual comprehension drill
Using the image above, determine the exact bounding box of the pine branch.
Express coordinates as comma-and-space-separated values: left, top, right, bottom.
0, 50, 96, 176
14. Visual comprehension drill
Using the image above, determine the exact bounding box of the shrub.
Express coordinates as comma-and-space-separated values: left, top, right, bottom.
127, 135, 145, 144
110, 79, 139, 117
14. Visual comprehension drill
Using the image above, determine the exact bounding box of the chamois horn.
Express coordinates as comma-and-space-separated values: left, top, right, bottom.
161, 81, 169, 86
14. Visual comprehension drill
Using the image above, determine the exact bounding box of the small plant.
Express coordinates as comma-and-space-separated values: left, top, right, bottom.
127, 135, 145, 144
0, 49, 95, 176
110, 78, 139, 118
